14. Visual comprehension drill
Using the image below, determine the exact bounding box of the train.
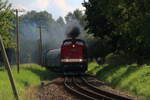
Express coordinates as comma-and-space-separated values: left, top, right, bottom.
43, 38, 88, 72
43, 49, 61, 70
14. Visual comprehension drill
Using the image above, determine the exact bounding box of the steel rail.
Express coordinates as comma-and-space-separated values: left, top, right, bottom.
81, 77, 133, 100
64, 77, 97, 100
73, 77, 114, 100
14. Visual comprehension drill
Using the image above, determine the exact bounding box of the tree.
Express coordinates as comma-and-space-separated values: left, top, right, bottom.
65, 9, 86, 26
20, 10, 54, 27
83, 0, 150, 64
0, 0, 15, 48
83, 0, 115, 38
83, 0, 116, 62
56, 17, 65, 25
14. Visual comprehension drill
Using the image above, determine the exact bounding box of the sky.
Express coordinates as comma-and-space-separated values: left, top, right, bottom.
9, 0, 86, 19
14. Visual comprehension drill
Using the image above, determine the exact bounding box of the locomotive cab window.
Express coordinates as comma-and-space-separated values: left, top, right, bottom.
63, 41, 72, 45
76, 41, 84, 45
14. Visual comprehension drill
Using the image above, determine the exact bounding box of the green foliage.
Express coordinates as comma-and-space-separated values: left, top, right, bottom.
65, 9, 86, 26
88, 62, 150, 99
0, 64, 57, 100
0, 0, 15, 48
20, 10, 54, 26
83, 0, 115, 38
83, 0, 150, 64
56, 17, 65, 25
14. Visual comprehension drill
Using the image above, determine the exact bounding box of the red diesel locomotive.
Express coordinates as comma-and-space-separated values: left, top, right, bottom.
61, 39, 88, 72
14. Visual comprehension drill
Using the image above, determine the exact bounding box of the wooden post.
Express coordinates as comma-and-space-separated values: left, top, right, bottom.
39, 26, 43, 65
15, 9, 20, 73
13, 9, 25, 73
0, 36, 19, 100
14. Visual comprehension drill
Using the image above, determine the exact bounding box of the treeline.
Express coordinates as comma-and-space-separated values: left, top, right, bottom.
83, 0, 150, 64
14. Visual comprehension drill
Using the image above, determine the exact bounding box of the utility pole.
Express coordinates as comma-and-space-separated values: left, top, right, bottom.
13, 9, 25, 73
39, 25, 43, 65
0, 36, 19, 100
15, 9, 20, 73
37, 26, 47, 66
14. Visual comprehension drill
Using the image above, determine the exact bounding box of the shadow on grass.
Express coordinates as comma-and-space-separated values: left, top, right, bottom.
96, 64, 139, 87
96, 65, 118, 80
88, 66, 100, 73
113, 66, 139, 86
0, 67, 5, 71
20, 80, 31, 87
25, 67, 58, 81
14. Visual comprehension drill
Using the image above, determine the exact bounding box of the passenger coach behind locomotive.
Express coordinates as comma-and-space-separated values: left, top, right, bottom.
43, 49, 61, 70
60, 27, 88, 72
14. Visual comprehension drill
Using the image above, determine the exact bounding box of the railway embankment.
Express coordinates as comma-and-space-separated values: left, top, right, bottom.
88, 62, 150, 100
0, 64, 57, 100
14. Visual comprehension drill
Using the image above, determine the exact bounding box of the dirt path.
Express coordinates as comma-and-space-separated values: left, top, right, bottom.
37, 76, 139, 100
38, 77, 79, 100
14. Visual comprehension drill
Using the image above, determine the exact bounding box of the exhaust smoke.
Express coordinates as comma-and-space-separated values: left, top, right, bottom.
67, 26, 80, 39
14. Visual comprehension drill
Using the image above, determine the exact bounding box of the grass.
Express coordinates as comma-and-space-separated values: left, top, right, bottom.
88, 62, 150, 100
0, 64, 57, 100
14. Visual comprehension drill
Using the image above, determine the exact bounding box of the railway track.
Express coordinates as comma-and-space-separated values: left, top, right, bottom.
80, 77, 133, 100
64, 75, 133, 100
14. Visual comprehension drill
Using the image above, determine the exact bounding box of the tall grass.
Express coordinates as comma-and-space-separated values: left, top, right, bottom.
88, 62, 150, 100
0, 64, 57, 100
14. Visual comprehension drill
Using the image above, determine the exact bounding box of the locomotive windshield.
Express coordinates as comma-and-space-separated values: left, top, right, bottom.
76, 41, 84, 45
63, 39, 85, 46
63, 41, 72, 45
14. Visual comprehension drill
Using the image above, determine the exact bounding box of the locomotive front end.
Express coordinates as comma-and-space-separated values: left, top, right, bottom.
61, 39, 87, 72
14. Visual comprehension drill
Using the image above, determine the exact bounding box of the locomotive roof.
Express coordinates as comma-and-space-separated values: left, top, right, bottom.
63, 39, 85, 42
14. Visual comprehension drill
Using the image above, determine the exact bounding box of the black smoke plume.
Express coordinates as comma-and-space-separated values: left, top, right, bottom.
67, 27, 80, 39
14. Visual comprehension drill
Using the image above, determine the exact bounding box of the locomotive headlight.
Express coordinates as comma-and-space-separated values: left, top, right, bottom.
61, 59, 84, 62
72, 45, 75, 48
79, 59, 83, 62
